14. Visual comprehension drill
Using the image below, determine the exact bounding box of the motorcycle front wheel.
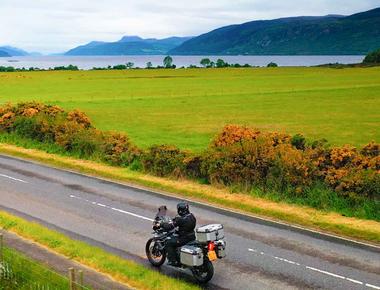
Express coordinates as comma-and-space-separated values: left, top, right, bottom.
145, 238, 166, 267
191, 259, 214, 284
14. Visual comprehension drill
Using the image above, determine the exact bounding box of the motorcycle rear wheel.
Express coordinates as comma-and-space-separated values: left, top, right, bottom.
191, 260, 214, 283
145, 238, 166, 267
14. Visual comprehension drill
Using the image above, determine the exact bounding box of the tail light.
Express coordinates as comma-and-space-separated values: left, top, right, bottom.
208, 241, 215, 251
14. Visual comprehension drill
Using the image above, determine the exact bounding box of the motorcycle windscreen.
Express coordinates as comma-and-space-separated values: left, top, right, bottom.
155, 205, 167, 219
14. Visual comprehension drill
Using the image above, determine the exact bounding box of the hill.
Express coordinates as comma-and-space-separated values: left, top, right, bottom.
0, 50, 11, 57
65, 36, 192, 55
170, 7, 380, 55
0, 46, 29, 56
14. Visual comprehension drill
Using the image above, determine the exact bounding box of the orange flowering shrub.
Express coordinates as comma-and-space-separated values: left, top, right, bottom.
361, 142, 379, 157
203, 137, 276, 188
211, 124, 261, 147
102, 132, 140, 166
206, 125, 379, 199
270, 144, 316, 193
67, 109, 92, 129
0, 111, 16, 131
141, 145, 190, 177
0, 102, 138, 164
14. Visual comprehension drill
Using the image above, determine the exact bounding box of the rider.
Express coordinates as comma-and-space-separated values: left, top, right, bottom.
164, 202, 196, 266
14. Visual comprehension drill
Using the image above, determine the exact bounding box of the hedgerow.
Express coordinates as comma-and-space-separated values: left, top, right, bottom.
0, 102, 379, 218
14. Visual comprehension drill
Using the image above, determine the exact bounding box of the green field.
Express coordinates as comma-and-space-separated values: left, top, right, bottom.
0, 67, 379, 150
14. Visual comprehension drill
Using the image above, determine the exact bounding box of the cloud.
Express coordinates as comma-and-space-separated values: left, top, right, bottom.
0, 0, 378, 53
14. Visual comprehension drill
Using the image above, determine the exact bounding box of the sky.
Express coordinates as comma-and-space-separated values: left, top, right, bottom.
0, 0, 379, 54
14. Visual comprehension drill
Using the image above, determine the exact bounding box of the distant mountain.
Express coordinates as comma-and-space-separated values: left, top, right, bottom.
0, 50, 11, 57
0, 46, 30, 56
65, 36, 193, 55
170, 7, 380, 55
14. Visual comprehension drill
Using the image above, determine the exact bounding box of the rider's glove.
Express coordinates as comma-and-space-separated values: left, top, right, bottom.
153, 222, 161, 230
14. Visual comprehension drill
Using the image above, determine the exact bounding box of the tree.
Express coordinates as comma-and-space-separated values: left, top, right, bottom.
163, 55, 173, 68
216, 59, 226, 68
113, 64, 127, 70
200, 58, 211, 68
363, 48, 380, 64
146, 61, 153, 69
267, 62, 278, 67
126, 62, 134, 69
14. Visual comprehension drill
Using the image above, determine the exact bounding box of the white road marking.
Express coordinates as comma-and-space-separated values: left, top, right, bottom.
345, 278, 363, 285
0, 173, 28, 183
306, 266, 346, 279
247, 248, 379, 289
366, 284, 380, 290
69, 194, 154, 222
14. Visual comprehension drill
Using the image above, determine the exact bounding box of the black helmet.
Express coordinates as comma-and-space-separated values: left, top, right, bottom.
177, 202, 190, 216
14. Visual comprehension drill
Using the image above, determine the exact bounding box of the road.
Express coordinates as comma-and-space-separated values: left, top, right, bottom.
0, 154, 379, 290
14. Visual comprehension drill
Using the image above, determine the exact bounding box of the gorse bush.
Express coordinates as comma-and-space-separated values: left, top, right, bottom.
0, 102, 138, 164
141, 144, 189, 177
0, 102, 379, 218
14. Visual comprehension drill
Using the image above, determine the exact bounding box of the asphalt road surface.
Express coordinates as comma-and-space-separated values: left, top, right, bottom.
0, 154, 379, 290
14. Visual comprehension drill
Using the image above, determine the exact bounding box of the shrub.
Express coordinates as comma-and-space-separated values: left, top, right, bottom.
269, 144, 315, 194
67, 109, 92, 128
70, 128, 103, 158
102, 132, 140, 166
0, 111, 16, 131
291, 134, 306, 150
202, 137, 276, 189
211, 124, 261, 147
141, 145, 188, 177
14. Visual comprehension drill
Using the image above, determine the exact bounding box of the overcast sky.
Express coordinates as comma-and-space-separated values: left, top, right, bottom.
0, 0, 379, 54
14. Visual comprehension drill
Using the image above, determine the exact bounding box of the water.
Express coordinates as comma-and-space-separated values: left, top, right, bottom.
0, 55, 365, 70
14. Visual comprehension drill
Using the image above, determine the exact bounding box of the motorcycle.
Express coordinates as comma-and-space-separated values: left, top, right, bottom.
145, 206, 226, 283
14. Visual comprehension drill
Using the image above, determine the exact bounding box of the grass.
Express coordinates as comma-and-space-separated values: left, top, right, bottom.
0, 211, 200, 290
0, 67, 379, 151
1, 247, 71, 290
1, 142, 379, 245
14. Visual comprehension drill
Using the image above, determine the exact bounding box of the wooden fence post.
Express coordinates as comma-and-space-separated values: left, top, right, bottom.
78, 270, 84, 286
68, 267, 76, 290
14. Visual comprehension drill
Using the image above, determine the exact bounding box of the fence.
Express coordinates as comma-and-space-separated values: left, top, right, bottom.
0, 233, 90, 290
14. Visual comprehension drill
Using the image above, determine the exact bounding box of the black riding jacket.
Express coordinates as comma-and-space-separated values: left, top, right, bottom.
173, 213, 196, 237
163, 213, 196, 239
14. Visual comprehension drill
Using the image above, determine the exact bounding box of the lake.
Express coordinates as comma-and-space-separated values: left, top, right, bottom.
0, 55, 365, 70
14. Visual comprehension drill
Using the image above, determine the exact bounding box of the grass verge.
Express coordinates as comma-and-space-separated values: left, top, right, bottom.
0, 211, 199, 290
0, 142, 379, 245
2, 246, 70, 290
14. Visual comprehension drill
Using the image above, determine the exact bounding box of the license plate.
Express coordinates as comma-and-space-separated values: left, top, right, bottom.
208, 250, 217, 261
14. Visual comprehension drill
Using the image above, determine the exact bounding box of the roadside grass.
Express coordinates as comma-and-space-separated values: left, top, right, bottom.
1, 247, 70, 290
0, 67, 379, 150
1, 142, 379, 245
0, 211, 200, 290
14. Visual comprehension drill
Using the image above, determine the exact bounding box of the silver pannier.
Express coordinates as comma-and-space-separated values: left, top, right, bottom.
196, 224, 224, 243
180, 245, 204, 266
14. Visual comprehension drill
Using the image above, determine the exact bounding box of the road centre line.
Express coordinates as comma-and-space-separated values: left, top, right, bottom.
0, 173, 28, 183
366, 284, 380, 290
248, 248, 379, 289
69, 194, 154, 222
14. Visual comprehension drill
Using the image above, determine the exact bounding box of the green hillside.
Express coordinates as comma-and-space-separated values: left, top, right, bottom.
65, 36, 192, 55
170, 8, 380, 55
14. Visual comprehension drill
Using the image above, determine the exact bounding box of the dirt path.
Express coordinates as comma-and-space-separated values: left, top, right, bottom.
1, 230, 131, 290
